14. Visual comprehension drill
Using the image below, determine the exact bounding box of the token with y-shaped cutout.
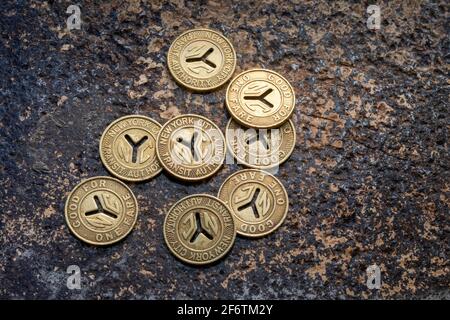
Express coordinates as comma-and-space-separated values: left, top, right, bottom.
156, 114, 226, 181
163, 194, 236, 265
65, 176, 138, 245
100, 115, 162, 182
218, 169, 288, 237
225, 118, 296, 169
167, 28, 236, 92
226, 69, 296, 128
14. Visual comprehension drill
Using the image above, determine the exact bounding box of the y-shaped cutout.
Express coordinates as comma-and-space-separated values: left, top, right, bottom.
185, 48, 216, 68
243, 88, 274, 109
190, 212, 214, 243
177, 131, 200, 162
246, 130, 272, 151
85, 195, 118, 219
237, 188, 261, 218
124, 134, 148, 163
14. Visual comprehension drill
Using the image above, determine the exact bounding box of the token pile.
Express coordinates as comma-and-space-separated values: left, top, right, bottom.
65, 28, 296, 265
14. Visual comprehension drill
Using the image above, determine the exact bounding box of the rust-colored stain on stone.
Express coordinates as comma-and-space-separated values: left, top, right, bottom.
0, 1, 448, 299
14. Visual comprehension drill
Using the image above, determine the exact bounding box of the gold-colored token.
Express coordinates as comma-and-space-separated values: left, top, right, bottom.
65, 176, 138, 245
218, 169, 288, 237
226, 69, 296, 128
163, 194, 236, 265
225, 118, 296, 169
99, 115, 162, 182
167, 28, 236, 92
156, 114, 226, 181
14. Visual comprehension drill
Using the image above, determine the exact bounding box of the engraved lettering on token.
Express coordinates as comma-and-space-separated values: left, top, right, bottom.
163, 194, 236, 265
218, 169, 288, 237
99, 115, 162, 182
65, 176, 139, 245
226, 69, 296, 128
226, 118, 296, 170
167, 29, 237, 92
156, 114, 226, 181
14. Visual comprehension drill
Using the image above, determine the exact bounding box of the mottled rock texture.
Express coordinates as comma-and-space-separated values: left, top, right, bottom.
0, 0, 448, 299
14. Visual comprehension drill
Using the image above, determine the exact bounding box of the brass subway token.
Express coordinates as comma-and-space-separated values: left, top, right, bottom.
99, 115, 162, 182
225, 118, 296, 169
163, 194, 236, 265
218, 169, 288, 237
225, 69, 296, 128
167, 28, 236, 92
65, 176, 138, 245
156, 114, 226, 181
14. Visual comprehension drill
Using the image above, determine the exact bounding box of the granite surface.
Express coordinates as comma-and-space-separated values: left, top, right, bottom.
0, 0, 449, 299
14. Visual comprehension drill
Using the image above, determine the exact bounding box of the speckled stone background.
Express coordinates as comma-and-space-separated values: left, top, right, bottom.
1, 0, 449, 299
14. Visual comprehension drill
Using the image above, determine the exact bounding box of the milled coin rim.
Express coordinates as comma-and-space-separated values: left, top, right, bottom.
225, 118, 296, 169
163, 194, 236, 265
64, 176, 139, 246
99, 115, 163, 182
167, 28, 237, 92
225, 68, 296, 129
217, 169, 289, 238
156, 114, 226, 181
